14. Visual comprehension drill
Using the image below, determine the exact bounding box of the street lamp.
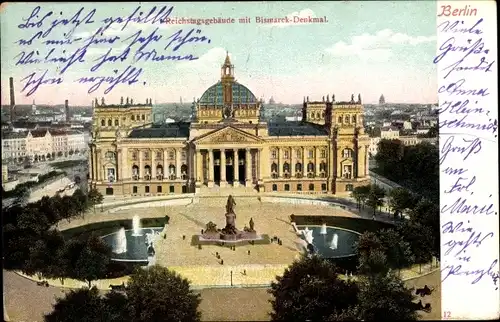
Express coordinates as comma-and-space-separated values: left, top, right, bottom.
230, 270, 233, 286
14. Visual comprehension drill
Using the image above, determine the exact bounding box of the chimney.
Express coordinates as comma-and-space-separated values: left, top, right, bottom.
9, 77, 15, 122
65, 99, 69, 122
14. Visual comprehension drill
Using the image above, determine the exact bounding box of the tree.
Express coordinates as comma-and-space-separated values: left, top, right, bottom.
358, 249, 389, 276
73, 235, 111, 288
72, 188, 89, 218
88, 188, 104, 213
351, 185, 370, 209
356, 272, 418, 321
407, 198, 440, 259
374, 139, 404, 175
387, 187, 418, 219
44, 287, 122, 322
396, 221, 434, 268
366, 185, 385, 216
377, 229, 415, 272
126, 265, 201, 322
57, 151, 63, 157
268, 255, 358, 321
69, 149, 74, 156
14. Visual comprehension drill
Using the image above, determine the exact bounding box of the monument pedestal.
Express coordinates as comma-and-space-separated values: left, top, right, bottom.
208, 181, 214, 188
233, 181, 240, 188
220, 181, 227, 188
245, 180, 252, 187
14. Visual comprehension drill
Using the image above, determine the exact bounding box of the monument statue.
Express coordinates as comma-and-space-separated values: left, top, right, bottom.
199, 195, 260, 242
226, 195, 236, 214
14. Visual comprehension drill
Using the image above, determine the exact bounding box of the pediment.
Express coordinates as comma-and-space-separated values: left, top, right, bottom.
194, 126, 264, 145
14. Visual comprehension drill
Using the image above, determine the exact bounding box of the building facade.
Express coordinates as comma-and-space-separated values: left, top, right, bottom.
1, 129, 87, 162
88, 54, 370, 196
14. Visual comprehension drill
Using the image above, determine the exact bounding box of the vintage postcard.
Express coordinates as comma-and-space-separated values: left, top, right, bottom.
1, 1, 498, 321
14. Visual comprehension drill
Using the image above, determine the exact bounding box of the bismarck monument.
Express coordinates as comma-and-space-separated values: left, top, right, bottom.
197, 195, 265, 245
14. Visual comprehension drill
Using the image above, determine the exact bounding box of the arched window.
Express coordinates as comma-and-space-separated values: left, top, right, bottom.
272, 184, 278, 191
307, 162, 315, 172
316, 112, 320, 119
101, 119, 105, 126
271, 162, 278, 179
322, 111, 325, 118
345, 115, 350, 123
144, 165, 151, 180
295, 149, 302, 159
131, 115, 135, 121
114, 119, 119, 126
108, 119, 112, 126
169, 164, 176, 175
295, 162, 302, 172
156, 165, 163, 180
181, 164, 188, 180
132, 165, 139, 180
284, 184, 290, 191
338, 115, 342, 123
352, 115, 356, 123
283, 162, 290, 173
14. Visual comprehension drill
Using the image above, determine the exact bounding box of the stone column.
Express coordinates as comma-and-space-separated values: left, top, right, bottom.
314, 146, 319, 177
277, 147, 282, 178
122, 147, 128, 180
91, 146, 96, 181
220, 149, 226, 187
96, 149, 102, 181
176, 148, 182, 179
365, 145, 369, 177
162, 149, 168, 180
258, 148, 263, 181
116, 149, 122, 181
196, 149, 203, 184
208, 149, 214, 187
138, 150, 143, 179
245, 148, 252, 187
151, 150, 157, 180
234, 149, 239, 187
302, 147, 306, 177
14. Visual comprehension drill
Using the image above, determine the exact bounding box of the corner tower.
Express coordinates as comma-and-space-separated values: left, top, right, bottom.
326, 94, 370, 193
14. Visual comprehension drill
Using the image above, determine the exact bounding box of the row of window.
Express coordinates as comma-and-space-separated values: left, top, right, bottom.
271, 183, 327, 192
99, 114, 148, 127
270, 148, 327, 160
338, 115, 358, 124
131, 150, 186, 161
270, 161, 327, 173
104, 185, 189, 196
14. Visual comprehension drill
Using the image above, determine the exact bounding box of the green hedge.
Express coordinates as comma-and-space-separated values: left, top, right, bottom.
61, 216, 169, 241
292, 215, 393, 233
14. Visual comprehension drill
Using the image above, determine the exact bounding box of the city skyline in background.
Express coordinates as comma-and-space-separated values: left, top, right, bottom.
1, 2, 437, 106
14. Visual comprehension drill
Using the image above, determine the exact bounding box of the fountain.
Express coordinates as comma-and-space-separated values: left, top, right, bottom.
301, 227, 314, 245
320, 223, 327, 235
329, 233, 339, 250
132, 215, 142, 236
114, 227, 127, 254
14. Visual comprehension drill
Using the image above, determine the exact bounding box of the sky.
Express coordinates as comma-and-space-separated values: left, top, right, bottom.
1, 1, 437, 105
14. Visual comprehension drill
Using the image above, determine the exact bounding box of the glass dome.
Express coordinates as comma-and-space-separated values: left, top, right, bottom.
199, 81, 257, 105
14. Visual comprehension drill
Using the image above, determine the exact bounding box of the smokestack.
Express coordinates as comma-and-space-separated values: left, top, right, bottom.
65, 99, 69, 122
9, 77, 15, 122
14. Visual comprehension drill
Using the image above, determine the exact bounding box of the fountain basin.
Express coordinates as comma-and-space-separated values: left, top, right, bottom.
296, 225, 360, 258
101, 227, 164, 262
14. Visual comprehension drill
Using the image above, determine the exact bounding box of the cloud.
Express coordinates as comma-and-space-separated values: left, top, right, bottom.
263, 9, 316, 28
325, 29, 436, 62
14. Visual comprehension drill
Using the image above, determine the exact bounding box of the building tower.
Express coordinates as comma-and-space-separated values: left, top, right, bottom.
65, 100, 70, 122
379, 94, 385, 105
32, 99, 36, 114
9, 77, 15, 123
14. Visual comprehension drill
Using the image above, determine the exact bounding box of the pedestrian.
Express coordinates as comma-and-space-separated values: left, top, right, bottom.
248, 250, 250, 255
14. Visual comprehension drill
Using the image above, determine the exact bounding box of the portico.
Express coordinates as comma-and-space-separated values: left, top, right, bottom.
192, 125, 265, 189
195, 148, 260, 188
